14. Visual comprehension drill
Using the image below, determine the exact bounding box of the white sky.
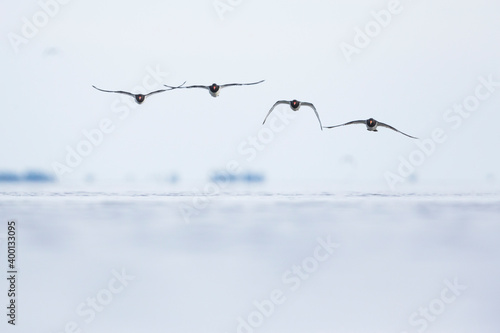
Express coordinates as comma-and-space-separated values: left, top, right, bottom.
1, 0, 500, 188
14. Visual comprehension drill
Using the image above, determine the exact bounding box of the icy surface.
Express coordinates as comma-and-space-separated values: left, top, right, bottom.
1, 190, 499, 333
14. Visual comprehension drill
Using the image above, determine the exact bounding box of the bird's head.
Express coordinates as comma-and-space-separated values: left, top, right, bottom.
290, 100, 300, 110
135, 95, 146, 104
209, 84, 220, 93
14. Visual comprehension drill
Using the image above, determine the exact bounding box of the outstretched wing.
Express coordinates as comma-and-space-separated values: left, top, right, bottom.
323, 120, 366, 129
220, 80, 265, 88
301, 102, 323, 131
163, 83, 208, 90
377, 122, 418, 139
92, 85, 135, 98
262, 100, 289, 124
148, 81, 187, 96
144, 89, 167, 97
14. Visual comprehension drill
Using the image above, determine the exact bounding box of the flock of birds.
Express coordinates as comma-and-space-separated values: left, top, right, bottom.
92, 80, 418, 139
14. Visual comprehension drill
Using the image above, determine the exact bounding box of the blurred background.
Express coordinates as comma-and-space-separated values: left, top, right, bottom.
1, 0, 500, 191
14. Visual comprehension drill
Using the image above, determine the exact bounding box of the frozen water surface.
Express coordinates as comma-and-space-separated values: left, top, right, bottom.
1, 189, 499, 333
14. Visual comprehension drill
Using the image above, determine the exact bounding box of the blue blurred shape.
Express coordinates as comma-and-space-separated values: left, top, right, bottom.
210, 171, 265, 184
0, 170, 55, 183
0, 172, 21, 182
23, 171, 55, 183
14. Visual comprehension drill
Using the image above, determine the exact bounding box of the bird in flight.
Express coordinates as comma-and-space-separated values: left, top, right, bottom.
92, 82, 186, 104
163, 80, 265, 97
262, 100, 323, 130
323, 118, 417, 139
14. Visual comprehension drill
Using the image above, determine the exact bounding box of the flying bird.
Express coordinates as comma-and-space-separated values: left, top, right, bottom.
164, 80, 265, 97
92, 82, 186, 104
262, 100, 323, 130
323, 118, 417, 139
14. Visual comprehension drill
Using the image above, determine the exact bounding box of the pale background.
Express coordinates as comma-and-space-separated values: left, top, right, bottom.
1, 0, 500, 190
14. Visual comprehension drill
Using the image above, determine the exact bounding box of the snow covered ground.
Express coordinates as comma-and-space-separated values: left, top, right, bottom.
1, 188, 499, 333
